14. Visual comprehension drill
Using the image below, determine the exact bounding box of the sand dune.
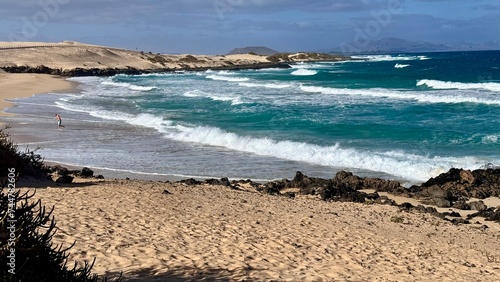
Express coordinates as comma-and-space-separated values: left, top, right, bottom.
21, 178, 500, 281
0, 41, 277, 73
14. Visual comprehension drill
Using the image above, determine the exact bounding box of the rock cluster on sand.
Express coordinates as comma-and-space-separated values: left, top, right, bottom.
173, 169, 500, 225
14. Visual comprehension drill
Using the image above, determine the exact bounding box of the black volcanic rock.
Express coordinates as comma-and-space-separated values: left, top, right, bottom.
418, 168, 500, 199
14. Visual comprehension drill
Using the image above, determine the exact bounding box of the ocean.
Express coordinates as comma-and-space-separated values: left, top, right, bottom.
5, 51, 500, 184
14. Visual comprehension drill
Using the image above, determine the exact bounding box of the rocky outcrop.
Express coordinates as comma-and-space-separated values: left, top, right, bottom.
0, 62, 291, 77
420, 168, 500, 199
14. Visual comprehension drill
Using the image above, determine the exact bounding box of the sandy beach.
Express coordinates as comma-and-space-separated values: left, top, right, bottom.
18, 177, 500, 281
1, 42, 500, 281
0, 72, 74, 116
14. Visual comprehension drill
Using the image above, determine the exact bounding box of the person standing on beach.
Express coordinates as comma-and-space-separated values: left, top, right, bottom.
55, 113, 65, 128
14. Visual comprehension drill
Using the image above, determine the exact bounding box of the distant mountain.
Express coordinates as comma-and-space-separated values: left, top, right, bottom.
324, 37, 500, 54
227, 46, 279, 56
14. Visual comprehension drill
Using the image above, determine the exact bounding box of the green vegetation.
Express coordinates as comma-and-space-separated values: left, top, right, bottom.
266, 53, 291, 63
0, 125, 48, 180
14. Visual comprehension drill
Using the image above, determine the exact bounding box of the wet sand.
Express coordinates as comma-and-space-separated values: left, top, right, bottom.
0, 72, 75, 117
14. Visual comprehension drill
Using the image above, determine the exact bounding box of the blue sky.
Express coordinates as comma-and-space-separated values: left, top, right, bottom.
0, 0, 499, 54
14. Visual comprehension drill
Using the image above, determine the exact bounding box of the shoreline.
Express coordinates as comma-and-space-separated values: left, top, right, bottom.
0, 72, 76, 117
1, 60, 500, 281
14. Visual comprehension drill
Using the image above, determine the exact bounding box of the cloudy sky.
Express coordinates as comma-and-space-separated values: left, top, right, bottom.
0, 0, 499, 54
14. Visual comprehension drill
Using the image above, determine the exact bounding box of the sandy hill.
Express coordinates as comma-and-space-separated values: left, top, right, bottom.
0, 41, 282, 75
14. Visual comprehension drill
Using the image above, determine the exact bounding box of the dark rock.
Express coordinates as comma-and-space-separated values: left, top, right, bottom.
364, 177, 403, 193
444, 211, 462, 217
51, 165, 69, 176
287, 171, 331, 195
55, 175, 73, 184
421, 185, 453, 200
162, 189, 172, 195
487, 207, 500, 222
417, 168, 500, 200
332, 171, 364, 190
220, 177, 231, 186
204, 178, 218, 185
374, 196, 397, 206
258, 181, 285, 195
432, 198, 452, 208
421, 168, 463, 187
459, 170, 475, 184
452, 200, 471, 210
331, 171, 404, 194
449, 218, 470, 225
366, 192, 380, 200
95, 175, 105, 179
469, 201, 487, 212
80, 167, 94, 178
399, 202, 414, 212
178, 178, 201, 186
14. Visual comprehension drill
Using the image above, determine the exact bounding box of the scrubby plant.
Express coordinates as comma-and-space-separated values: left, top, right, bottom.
147, 55, 170, 66
0, 125, 49, 182
390, 215, 404, 223
178, 55, 199, 63
266, 53, 291, 63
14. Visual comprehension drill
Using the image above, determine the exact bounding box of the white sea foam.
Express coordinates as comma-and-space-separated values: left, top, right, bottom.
101, 80, 156, 91
53, 92, 487, 182
482, 134, 499, 144
395, 64, 410, 69
49, 85, 493, 183
239, 82, 293, 89
417, 79, 500, 92
299, 85, 500, 105
291, 63, 331, 69
352, 55, 430, 62
206, 75, 250, 82
291, 69, 318, 76
153, 124, 479, 182
183, 90, 243, 105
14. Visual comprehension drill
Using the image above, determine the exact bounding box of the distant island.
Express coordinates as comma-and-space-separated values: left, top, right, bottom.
0, 41, 350, 77
227, 46, 279, 56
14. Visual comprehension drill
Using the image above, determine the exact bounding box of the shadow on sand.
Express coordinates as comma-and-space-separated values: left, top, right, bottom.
105, 266, 244, 282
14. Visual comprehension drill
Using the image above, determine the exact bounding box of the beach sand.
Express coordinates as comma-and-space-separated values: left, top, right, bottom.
2, 49, 500, 281
20, 178, 500, 281
0, 72, 74, 116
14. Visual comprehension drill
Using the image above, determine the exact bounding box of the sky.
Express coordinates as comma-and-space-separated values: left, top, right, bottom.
0, 0, 499, 54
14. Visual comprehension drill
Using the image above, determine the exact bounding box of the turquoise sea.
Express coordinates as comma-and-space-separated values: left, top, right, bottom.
5, 51, 500, 184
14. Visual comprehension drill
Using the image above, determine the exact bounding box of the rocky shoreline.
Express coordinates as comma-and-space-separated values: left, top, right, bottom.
0, 62, 292, 77
46, 165, 500, 227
